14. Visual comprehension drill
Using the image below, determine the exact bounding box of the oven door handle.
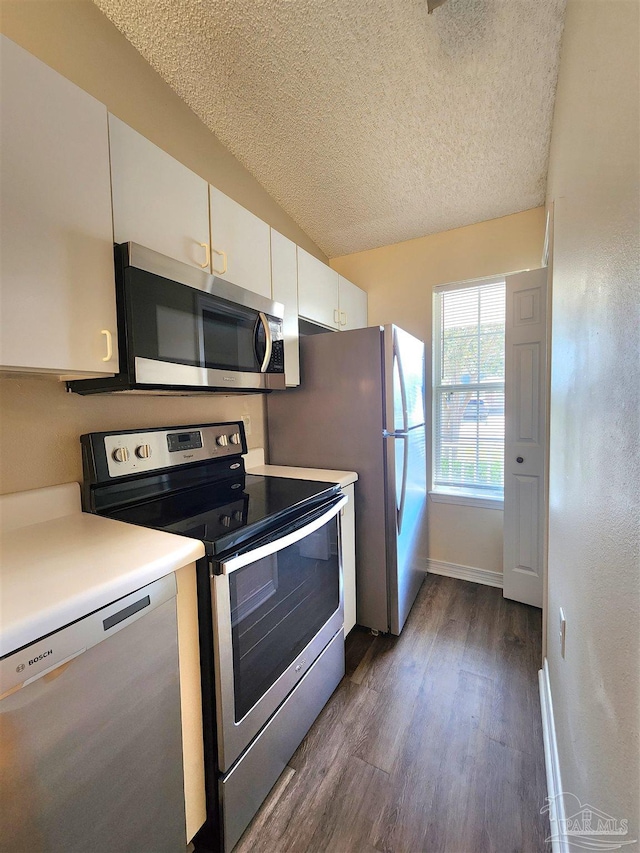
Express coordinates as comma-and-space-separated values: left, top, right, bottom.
219, 493, 347, 575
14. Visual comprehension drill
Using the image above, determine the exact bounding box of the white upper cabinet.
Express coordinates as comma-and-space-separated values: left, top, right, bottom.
297, 247, 340, 329
209, 187, 271, 298
338, 275, 368, 331
270, 230, 300, 387
0, 36, 118, 375
109, 115, 210, 271
297, 248, 367, 332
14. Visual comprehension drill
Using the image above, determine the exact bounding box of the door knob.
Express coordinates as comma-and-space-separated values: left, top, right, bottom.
516, 456, 524, 463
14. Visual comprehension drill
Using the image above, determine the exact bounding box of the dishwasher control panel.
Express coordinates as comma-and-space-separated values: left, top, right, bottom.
0, 574, 176, 698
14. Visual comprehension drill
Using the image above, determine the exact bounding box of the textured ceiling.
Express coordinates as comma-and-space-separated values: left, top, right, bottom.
93, 0, 566, 257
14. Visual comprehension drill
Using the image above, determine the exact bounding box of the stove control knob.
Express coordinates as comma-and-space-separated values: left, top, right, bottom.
220, 514, 232, 528
216, 434, 229, 447
135, 444, 152, 459
233, 510, 243, 522
112, 446, 130, 464
230, 433, 242, 445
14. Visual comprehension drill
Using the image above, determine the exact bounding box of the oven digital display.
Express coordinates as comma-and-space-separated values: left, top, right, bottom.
167, 431, 203, 452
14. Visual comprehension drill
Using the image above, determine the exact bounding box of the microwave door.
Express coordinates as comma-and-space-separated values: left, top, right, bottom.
199, 296, 261, 373
196, 297, 206, 369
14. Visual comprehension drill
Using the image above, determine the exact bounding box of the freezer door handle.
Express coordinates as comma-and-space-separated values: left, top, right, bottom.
393, 330, 410, 435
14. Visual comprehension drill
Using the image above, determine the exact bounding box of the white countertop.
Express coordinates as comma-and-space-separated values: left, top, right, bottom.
246, 462, 358, 489
0, 483, 204, 657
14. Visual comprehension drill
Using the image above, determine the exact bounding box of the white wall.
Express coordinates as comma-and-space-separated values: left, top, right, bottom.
545, 0, 639, 841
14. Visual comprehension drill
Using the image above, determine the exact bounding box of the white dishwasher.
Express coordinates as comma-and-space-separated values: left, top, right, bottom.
0, 574, 187, 853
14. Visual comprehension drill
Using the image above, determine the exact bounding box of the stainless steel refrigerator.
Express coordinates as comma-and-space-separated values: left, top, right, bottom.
267, 324, 427, 635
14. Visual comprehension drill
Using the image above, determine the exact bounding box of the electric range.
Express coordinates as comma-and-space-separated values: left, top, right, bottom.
81, 421, 346, 853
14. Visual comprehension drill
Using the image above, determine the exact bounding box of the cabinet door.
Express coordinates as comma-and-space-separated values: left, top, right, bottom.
110, 115, 210, 271
209, 187, 271, 297
0, 36, 118, 375
297, 247, 339, 329
342, 484, 357, 635
270, 230, 300, 386
338, 275, 368, 331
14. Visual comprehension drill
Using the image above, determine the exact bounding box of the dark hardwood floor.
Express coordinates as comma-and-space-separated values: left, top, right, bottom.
235, 575, 550, 853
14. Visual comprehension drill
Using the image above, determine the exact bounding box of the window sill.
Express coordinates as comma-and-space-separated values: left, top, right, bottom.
429, 490, 504, 510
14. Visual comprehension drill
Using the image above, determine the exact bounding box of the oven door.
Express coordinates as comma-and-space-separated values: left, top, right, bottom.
212, 494, 346, 772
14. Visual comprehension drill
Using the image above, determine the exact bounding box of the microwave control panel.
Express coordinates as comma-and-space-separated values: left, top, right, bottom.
98, 422, 246, 479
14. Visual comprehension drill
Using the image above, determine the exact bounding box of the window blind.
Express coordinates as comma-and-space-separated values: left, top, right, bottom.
433, 280, 505, 496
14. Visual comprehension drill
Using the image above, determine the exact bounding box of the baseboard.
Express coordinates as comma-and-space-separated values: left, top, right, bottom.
539, 659, 568, 853
426, 558, 503, 588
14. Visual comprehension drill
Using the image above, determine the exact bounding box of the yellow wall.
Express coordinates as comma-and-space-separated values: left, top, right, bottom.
0, 0, 327, 496
331, 207, 546, 572
0, 375, 266, 495
330, 207, 545, 344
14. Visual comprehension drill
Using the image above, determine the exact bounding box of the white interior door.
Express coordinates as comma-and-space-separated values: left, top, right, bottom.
503, 267, 548, 608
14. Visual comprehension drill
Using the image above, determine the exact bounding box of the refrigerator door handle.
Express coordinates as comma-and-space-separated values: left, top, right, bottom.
395, 434, 409, 534
393, 330, 410, 435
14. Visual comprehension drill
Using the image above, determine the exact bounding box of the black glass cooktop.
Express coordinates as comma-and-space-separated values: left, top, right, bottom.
105, 474, 340, 558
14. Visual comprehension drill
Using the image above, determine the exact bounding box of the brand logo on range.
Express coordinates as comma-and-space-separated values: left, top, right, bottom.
16, 649, 53, 673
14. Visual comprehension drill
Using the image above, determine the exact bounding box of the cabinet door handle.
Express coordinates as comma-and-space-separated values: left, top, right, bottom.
334, 308, 340, 325
340, 311, 347, 327
101, 329, 113, 362
212, 247, 227, 275
199, 242, 211, 269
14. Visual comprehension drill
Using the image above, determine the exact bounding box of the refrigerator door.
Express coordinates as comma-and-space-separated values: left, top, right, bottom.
383, 325, 427, 634
384, 325, 426, 435
267, 327, 390, 633
384, 426, 428, 634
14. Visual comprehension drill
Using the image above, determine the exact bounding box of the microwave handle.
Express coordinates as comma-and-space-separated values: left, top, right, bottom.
219, 494, 347, 575
257, 312, 273, 373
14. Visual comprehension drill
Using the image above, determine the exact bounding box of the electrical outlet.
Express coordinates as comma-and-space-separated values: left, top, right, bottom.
559, 607, 566, 658
241, 414, 252, 436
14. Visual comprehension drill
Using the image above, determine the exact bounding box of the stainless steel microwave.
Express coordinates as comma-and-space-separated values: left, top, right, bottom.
69, 243, 286, 395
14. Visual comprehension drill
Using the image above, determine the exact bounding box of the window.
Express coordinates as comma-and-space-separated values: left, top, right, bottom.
432, 278, 505, 501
